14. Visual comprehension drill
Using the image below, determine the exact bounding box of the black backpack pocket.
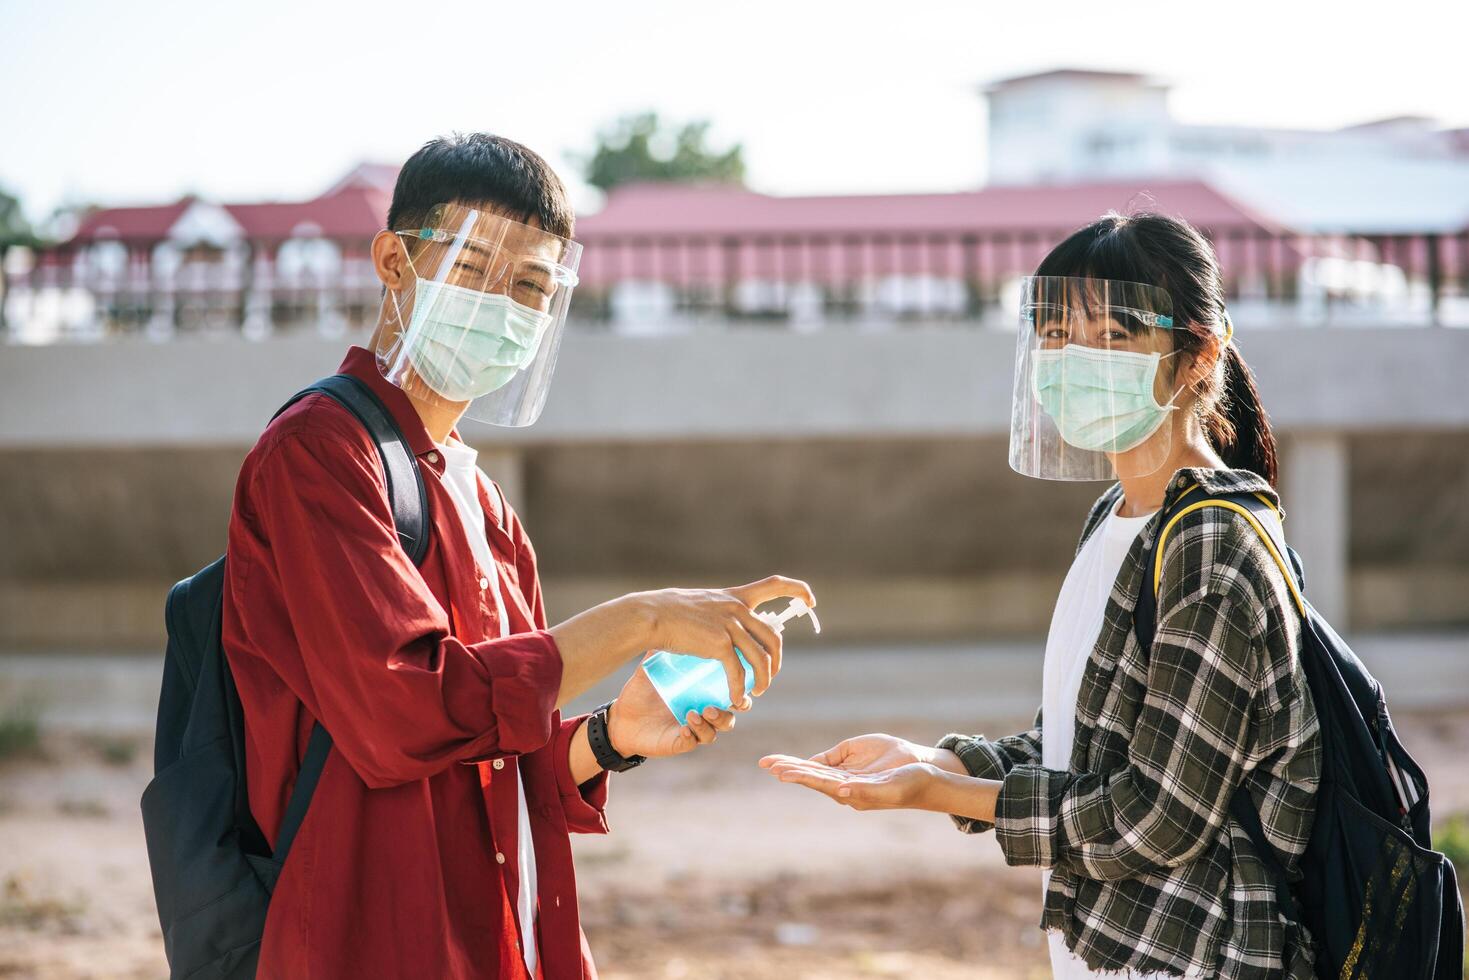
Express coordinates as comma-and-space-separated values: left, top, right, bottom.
1303, 781, 1456, 978
141, 735, 274, 978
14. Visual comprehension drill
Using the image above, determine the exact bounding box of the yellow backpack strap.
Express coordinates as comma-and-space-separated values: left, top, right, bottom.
1152, 497, 1306, 617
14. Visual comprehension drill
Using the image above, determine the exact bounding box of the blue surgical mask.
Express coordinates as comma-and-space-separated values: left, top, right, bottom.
401, 279, 553, 402
1032, 344, 1180, 453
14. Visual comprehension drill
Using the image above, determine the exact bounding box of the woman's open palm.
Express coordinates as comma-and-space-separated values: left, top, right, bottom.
796, 733, 934, 775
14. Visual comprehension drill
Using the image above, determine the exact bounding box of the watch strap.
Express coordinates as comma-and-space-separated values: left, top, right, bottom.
587, 701, 645, 773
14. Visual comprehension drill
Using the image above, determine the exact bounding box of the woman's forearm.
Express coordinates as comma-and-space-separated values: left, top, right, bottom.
928, 747, 969, 775
923, 770, 1002, 822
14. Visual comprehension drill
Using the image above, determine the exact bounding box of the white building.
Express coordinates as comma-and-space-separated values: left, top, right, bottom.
984, 69, 1469, 233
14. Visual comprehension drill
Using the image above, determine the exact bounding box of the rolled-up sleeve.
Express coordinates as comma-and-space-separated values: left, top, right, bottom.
235, 426, 564, 790
459, 629, 563, 761
938, 707, 1044, 834
550, 715, 611, 834
991, 525, 1270, 879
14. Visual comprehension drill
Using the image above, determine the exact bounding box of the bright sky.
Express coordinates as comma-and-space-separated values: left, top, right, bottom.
3, 0, 1466, 225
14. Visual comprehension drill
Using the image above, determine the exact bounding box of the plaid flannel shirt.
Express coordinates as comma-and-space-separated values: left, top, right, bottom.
941, 468, 1321, 978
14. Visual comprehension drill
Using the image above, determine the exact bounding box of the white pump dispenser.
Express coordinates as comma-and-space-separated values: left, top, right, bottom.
756, 597, 822, 636
641, 598, 821, 721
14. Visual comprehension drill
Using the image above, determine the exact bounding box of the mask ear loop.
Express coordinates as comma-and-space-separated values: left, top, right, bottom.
386, 231, 427, 335
1154, 349, 1187, 415
1170, 309, 1234, 414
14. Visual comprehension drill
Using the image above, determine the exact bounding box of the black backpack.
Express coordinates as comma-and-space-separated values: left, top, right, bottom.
1134, 486, 1465, 980
140, 374, 429, 979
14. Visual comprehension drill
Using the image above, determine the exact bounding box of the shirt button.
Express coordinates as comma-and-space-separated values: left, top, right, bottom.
496, 852, 506, 865
479, 576, 490, 590
426, 451, 439, 464
492, 759, 505, 770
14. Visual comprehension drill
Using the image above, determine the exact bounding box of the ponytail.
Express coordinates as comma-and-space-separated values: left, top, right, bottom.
1203, 343, 1278, 486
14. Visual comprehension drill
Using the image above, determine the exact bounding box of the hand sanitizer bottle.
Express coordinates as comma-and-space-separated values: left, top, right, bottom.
641, 599, 821, 722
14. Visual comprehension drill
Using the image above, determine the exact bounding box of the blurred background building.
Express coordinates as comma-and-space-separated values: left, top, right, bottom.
1, 67, 1466, 657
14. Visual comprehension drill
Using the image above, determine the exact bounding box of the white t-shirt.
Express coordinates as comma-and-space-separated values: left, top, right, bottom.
434, 437, 539, 976
1038, 493, 1284, 979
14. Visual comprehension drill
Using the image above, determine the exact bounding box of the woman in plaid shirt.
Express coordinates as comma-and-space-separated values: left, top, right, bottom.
763, 213, 1321, 978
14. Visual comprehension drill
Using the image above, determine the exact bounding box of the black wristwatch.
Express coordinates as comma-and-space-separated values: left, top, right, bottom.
586, 701, 645, 773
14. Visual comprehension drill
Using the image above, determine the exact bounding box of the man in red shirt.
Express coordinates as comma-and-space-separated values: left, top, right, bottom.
222, 132, 814, 979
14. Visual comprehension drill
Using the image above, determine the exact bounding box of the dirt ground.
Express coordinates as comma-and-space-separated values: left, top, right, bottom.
1, 709, 1467, 980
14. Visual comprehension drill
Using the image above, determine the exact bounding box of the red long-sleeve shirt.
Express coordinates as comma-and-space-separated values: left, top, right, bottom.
222, 345, 608, 979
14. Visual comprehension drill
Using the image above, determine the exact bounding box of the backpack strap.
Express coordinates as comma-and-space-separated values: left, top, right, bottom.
1132, 487, 1304, 931
1149, 491, 1305, 618
273, 374, 430, 566
264, 373, 430, 860
271, 722, 334, 861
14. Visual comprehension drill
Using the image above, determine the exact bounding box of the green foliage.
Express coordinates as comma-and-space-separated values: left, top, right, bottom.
82, 733, 141, 767
579, 112, 745, 192
0, 700, 42, 761
1439, 813, 1469, 881
0, 873, 86, 931
0, 186, 36, 249
1434, 814, 1469, 977
0, 185, 41, 334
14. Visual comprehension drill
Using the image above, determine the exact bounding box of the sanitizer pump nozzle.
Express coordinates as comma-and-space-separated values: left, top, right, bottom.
641, 598, 821, 722
757, 597, 821, 636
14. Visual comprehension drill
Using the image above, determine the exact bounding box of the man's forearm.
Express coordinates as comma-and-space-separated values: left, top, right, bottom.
566, 718, 603, 785
549, 594, 653, 708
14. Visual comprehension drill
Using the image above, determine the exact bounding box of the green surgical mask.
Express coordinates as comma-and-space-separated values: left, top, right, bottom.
1032, 344, 1181, 453
402, 279, 553, 402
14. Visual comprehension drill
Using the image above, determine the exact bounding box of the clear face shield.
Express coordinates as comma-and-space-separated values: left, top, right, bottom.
375, 203, 582, 427
1010, 276, 1196, 482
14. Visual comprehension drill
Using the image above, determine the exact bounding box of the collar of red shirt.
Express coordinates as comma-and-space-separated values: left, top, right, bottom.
337, 345, 456, 467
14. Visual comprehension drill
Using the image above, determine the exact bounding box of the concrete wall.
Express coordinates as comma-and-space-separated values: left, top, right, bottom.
3, 326, 1467, 649
4, 327, 1469, 447
2, 432, 1465, 649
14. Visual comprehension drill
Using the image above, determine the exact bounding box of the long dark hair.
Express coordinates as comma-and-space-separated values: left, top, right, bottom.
1034, 212, 1278, 485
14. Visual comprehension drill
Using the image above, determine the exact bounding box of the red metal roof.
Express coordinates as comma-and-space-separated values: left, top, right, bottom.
225, 185, 389, 242
72, 198, 195, 243
570, 180, 1294, 289
576, 179, 1284, 240
65, 178, 390, 248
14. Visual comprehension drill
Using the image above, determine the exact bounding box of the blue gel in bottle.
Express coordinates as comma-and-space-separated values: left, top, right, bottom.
640, 599, 820, 721
641, 649, 757, 721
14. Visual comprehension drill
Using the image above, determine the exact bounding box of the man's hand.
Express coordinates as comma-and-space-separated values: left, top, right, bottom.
607, 663, 741, 758
552, 575, 816, 709
637, 576, 816, 704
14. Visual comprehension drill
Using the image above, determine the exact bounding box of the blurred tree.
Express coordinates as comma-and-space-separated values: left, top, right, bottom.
0, 186, 40, 335
579, 112, 745, 192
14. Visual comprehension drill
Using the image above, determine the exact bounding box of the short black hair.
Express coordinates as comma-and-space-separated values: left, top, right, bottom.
386, 132, 574, 239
